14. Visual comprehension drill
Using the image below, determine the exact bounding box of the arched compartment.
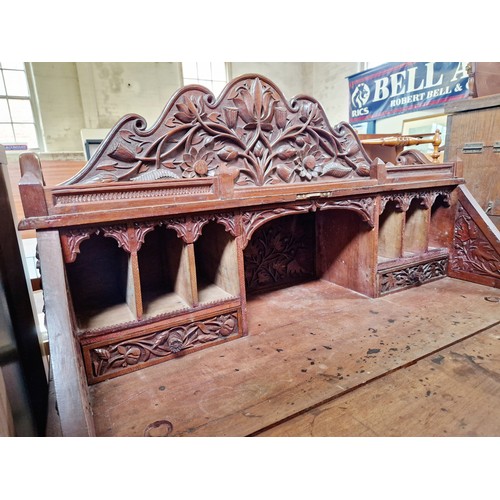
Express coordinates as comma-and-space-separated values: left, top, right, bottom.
194, 220, 240, 305
244, 212, 316, 295
65, 232, 135, 330
242, 205, 378, 300
138, 224, 194, 318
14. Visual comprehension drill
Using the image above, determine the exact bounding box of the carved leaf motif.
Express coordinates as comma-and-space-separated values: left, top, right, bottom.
321, 161, 352, 178
218, 146, 239, 162
71, 75, 378, 186
131, 169, 180, 181
451, 207, 500, 278
109, 143, 137, 162
96, 162, 119, 171
88, 312, 240, 379
95, 348, 111, 360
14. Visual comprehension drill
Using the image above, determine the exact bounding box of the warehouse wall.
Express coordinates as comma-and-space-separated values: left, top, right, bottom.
29, 62, 358, 154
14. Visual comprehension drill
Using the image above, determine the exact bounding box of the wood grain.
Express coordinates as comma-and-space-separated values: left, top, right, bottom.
258, 323, 500, 436
88, 277, 500, 436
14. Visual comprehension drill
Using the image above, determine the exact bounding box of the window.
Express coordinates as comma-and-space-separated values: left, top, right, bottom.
181, 62, 228, 97
0, 62, 39, 149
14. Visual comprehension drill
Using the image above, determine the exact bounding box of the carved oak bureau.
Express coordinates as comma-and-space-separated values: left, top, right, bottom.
17, 74, 500, 436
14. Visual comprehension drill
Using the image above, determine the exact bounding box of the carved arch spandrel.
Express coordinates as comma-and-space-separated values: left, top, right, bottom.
60, 221, 160, 262
60, 228, 99, 263
241, 198, 376, 248
380, 189, 452, 214
61, 74, 375, 187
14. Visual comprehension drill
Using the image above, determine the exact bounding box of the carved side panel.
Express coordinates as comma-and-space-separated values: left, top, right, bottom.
86, 311, 240, 383
450, 203, 500, 282
379, 258, 448, 295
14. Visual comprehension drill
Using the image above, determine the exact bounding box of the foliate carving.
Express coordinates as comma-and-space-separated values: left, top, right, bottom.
244, 214, 315, 293
164, 215, 211, 244
315, 198, 375, 228
89, 312, 239, 380
60, 228, 99, 263
241, 197, 375, 248
241, 205, 310, 248
380, 259, 448, 294
380, 189, 451, 213
211, 212, 240, 237
101, 224, 131, 251
132, 222, 157, 252
65, 75, 373, 186
450, 204, 500, 279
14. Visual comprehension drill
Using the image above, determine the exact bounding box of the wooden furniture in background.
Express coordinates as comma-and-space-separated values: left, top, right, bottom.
444, 94, 500, 229
17, 74, 500, 436
467, 62, 500, 98
0, 145, 48, 436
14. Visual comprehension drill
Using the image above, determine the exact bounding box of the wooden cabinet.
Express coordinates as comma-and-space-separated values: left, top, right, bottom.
17, 74, 499, 436
444, 94, 500, 229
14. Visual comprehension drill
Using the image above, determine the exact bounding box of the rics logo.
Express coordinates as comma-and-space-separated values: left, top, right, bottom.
351, 83, 370, 108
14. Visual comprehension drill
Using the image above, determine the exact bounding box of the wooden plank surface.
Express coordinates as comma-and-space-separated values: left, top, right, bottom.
258, 323, 500, 436
89, 277, 500, 437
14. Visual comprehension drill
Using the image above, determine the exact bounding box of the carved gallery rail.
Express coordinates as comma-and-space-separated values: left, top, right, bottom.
17, 74, 500, 436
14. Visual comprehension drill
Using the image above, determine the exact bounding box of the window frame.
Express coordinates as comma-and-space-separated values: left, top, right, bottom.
0, 62, 43, 151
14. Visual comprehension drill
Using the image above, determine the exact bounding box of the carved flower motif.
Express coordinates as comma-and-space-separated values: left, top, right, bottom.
382, 272, 399, 291
219, 316, 237, 337
115, 345, 141, 366
174, 95, 204, 123
167, 331, 184, 353
232, 78, 276, 131
181, 143, 217, 178
109, 143, 137, 163
294, 144, 324, 180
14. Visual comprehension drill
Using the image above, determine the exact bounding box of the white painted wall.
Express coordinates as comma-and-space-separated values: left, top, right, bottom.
27, 62, 373, 154
30, 62, 86, 152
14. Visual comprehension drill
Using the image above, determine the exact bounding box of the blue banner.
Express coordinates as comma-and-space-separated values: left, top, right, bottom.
348, 62, 469, 123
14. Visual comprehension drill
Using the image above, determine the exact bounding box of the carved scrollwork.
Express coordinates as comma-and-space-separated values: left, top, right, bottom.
60, 228, 99, 263
380, 189, 451, 214
450, 204, 500, 279
164, 215, 211, 244
315, 198, 375, 228
211, 212, 240, 237
64, 75, 374, 187
89, 312, 239, 380
380, 259, 448, 294
241, 205, 310, 249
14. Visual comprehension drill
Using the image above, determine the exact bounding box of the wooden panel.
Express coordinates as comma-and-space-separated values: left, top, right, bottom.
449, 185, 500, 288
195, 221, 240, 300
378, 203, 404, 258
444, 100, 500, 222
38, 230, 95, 436
88, 277, 499, 436
317, 209, 377, 297
403, 202, 429, 254
258, 323, 500, 436
7, 159, 85, 239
